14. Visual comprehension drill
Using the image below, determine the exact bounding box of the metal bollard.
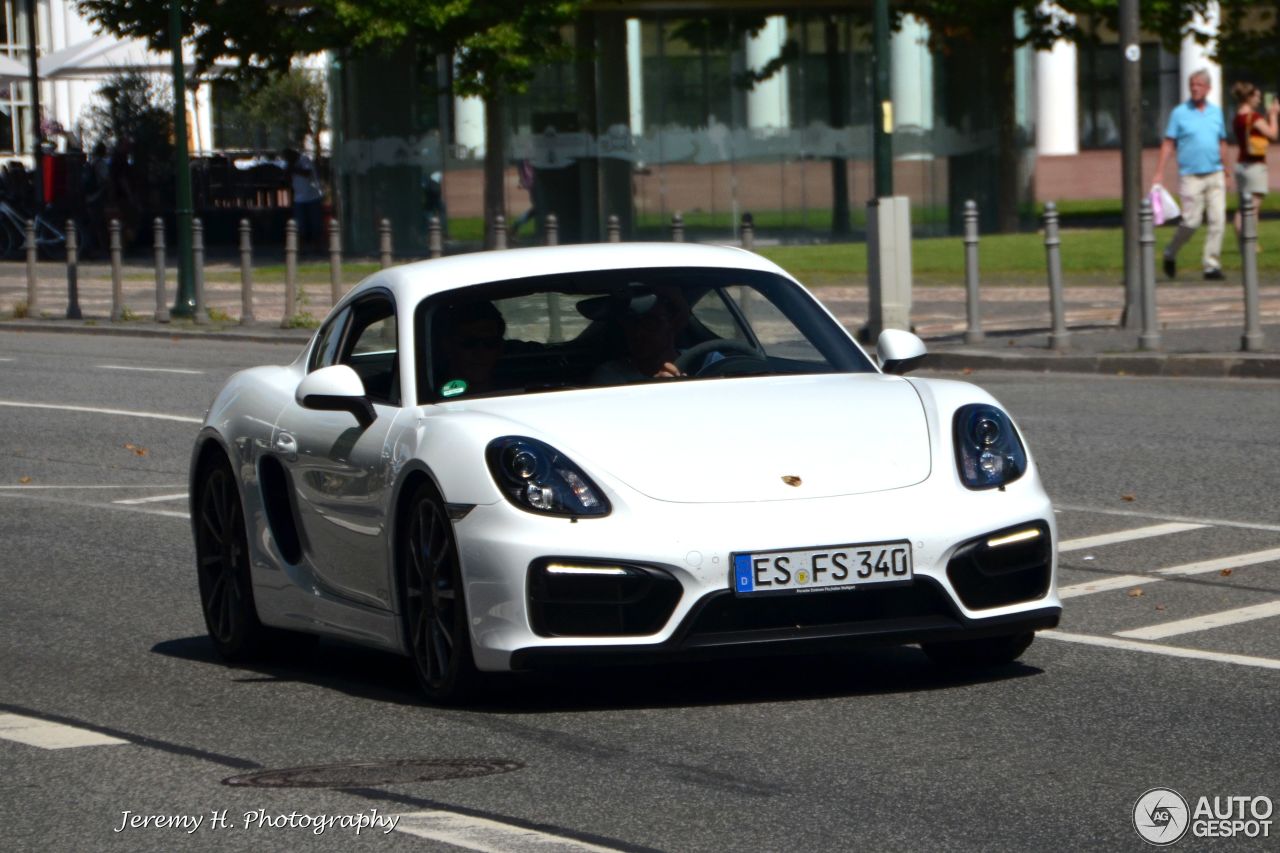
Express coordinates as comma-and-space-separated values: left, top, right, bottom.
328, 219, 342, 305
963, 200, 984, 344
239, 218, 255, 323
109, 219, 123, 321
427, 215, 443, 259
379, 217, 393, 269
25, 219, 37, 313
283, 219, 298, 329
606, 214, 621, 243
1240, 196, 1264, 352
1043, 202, 1068, 349
153, 217, 170, 323
192, 218, 206, 325
740, 213, 755, 251
65, 219, 82, 319
492, 214, 508, 250
670, 212, 685, 243
1138, 198, 1161, 351
544, 212, 559, 247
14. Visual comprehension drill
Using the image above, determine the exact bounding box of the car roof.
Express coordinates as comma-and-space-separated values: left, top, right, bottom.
344, 242, 794, 307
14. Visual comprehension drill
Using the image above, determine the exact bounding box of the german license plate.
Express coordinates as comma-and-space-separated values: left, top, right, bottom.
732, 540, 913, 595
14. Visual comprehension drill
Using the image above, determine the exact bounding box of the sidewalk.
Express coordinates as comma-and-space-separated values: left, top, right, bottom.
2, 260, 1278, 379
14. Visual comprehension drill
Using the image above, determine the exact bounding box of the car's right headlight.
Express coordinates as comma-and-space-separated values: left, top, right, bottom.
485, 436, 611, 517
953, 404, 1027, 490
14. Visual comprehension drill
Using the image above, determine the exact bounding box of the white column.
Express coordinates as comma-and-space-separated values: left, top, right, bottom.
891, 14, 933, 132
190, 85, 213, 153
454, 95, 485, 157
744, 15, 789, 130
1180, 1, 1220, 101
627, 18, 643, 137
1036, 40, 1078, 155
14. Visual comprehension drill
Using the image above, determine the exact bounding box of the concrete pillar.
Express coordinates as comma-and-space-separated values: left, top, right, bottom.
1180, 2, 1221, 101
745, 16, 790, 131
454, 94, 486, 157
1035, 5, 1079, 156
890, 14, 933, 133
627, 18, 644, 137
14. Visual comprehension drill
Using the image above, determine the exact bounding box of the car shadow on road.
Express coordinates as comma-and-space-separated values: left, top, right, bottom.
153, 634, 1043, 714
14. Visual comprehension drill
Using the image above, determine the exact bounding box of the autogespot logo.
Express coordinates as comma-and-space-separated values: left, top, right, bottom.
1134, 788, 1190, 846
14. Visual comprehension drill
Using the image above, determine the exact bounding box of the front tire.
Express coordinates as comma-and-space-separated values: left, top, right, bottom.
401, 482, 477, 703
921, 632, 1034, 669
195, 456, 265, 661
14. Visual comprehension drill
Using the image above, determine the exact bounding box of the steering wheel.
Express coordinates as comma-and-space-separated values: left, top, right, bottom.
675, 338, 764, 376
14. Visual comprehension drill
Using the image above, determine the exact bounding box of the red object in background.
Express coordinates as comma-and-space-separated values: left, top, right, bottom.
42, 153, 62, 205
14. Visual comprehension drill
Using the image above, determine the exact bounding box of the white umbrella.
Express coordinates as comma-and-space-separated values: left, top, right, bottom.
0, 52, 31, 83
37, 34, 231, 80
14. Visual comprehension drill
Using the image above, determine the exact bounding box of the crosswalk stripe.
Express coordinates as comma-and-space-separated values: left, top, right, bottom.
1057, 575, 1151, 599
1042, 631, 1280, 671
1155, 547, 1280, 576
1115, 601, 1280, 641
1059, 522, 1208, 553
0, 712, 128, 749
395, 810, 627, 852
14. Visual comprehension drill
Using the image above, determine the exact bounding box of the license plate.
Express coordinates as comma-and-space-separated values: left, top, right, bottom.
733, 540, 913, 595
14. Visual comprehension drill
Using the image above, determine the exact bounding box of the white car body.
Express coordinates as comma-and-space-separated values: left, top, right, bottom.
190, 243, 1060, 691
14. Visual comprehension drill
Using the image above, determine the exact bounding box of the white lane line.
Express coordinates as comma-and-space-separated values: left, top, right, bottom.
1058, 575, 1151, 599
1156, 547, 1280, 576
0, 484, 185, 490
1058, 522, 1208, 553
113, 492, 188, 505
0, 491, 189, 520
98, 364, 204, 375
1041, 630, 1280, 671
1115, 601, 1280, 641
0, 400, 201, 424
0, 357, 14, 362
395, 811, 626, 852
1057, 503, 1280, 534
0, 713, 128, 749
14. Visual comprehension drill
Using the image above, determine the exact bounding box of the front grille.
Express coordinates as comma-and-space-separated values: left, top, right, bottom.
685, 580, 956, 641
946, 521, 1052, 610
527, 559, 682, 637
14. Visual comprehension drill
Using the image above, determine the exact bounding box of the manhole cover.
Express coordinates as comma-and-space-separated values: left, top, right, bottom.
223, 758, 523, 789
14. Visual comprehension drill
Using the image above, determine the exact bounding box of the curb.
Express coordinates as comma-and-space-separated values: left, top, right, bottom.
927, 349, 1280, 380
0, 319, 312, 346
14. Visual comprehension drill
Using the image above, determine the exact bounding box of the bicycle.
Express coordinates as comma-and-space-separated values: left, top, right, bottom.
0, 200, 80, 260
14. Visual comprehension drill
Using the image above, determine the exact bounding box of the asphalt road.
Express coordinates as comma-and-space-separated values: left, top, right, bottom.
1, 330, 1278, 852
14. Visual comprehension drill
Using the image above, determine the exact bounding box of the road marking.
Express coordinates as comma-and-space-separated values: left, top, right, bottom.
98, 364, 204, 375
0, 400, 201, 424
1155, 547, 1280, 576
1057, 503, 1280, 534
1115, 601, 1280, 641
1058, 575, 1150, 599
1042, 630, 1280, 671
395, 811, 626, 852
113, 492, 188, 505
0, 712, 128, 749
1058, 522, 1207, 553
0, 491, 189, 520
0, 357, 14, 362
0, 484, 185, 490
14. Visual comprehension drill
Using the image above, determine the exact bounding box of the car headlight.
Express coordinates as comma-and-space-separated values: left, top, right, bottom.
953, 405, 1027, 490
485, 437, 611, 517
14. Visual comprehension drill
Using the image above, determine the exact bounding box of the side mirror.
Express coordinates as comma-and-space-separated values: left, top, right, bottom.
876, 329, 927, 375
296, 365, 376, 428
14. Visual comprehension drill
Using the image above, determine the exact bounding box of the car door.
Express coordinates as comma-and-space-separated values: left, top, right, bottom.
272, 292, 402, 609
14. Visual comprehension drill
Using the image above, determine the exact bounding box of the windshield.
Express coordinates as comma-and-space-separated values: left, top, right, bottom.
414, 267, 874, 403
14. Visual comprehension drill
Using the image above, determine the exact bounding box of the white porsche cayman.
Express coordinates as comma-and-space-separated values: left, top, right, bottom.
190, 243, 1061, 701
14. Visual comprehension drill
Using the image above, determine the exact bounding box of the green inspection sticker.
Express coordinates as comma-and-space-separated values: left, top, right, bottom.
440, 379, 468, 398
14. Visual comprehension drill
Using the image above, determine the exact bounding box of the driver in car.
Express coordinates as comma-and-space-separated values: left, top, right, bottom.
590, 286, 714, 384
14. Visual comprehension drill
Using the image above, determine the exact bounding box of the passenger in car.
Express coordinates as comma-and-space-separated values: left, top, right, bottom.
435, 301, 507, 396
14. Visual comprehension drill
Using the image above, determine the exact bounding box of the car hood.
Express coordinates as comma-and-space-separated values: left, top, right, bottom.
456, 374, 932, 504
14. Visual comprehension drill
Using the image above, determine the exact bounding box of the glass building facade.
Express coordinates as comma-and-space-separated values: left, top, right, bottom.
330, 5, 1038, 255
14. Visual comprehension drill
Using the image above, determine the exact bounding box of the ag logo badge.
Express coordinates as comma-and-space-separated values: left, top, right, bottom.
1133, 787, 1190, 846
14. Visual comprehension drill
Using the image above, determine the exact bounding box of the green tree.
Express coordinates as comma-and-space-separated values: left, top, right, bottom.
239, 67, 328, 159
77, 0, 583, 246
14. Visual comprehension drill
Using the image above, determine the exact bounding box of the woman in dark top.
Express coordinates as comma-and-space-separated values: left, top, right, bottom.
1231, 81, 1279, 248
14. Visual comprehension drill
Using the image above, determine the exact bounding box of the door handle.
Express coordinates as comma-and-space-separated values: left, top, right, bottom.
274, 432, 298, 461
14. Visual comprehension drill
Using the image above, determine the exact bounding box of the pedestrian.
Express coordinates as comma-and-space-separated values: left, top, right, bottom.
1152, 69, 1230, 281
283, 147, 324, 252
83, 142, 111, 257
1230, 81, 1278, 250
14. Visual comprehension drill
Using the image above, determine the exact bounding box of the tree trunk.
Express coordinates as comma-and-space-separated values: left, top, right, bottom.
993, 23, 1020, 233
825, 17, 851, 237
483, 93, 507, 249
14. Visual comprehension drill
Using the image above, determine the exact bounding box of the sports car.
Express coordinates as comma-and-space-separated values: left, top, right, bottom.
190, 243, 1061, 701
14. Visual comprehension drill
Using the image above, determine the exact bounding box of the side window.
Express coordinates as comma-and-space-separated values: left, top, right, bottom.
338, 297, 399, 405
310, 307, 351, 371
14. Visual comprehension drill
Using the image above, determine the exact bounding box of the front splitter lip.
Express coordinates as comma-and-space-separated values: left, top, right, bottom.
507, 602, 1062, 672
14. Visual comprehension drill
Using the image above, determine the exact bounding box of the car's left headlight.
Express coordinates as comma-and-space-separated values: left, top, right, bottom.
953, 404, 1027, 490
486, 436, 611, 517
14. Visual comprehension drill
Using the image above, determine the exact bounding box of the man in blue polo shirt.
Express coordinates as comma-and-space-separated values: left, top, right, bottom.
1152, 70, 1230, 280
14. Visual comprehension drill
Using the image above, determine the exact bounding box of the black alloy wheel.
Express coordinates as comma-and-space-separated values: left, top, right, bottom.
402, 482, 477, 702
195, 457, 264, 660
921, 632, 1034, 669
